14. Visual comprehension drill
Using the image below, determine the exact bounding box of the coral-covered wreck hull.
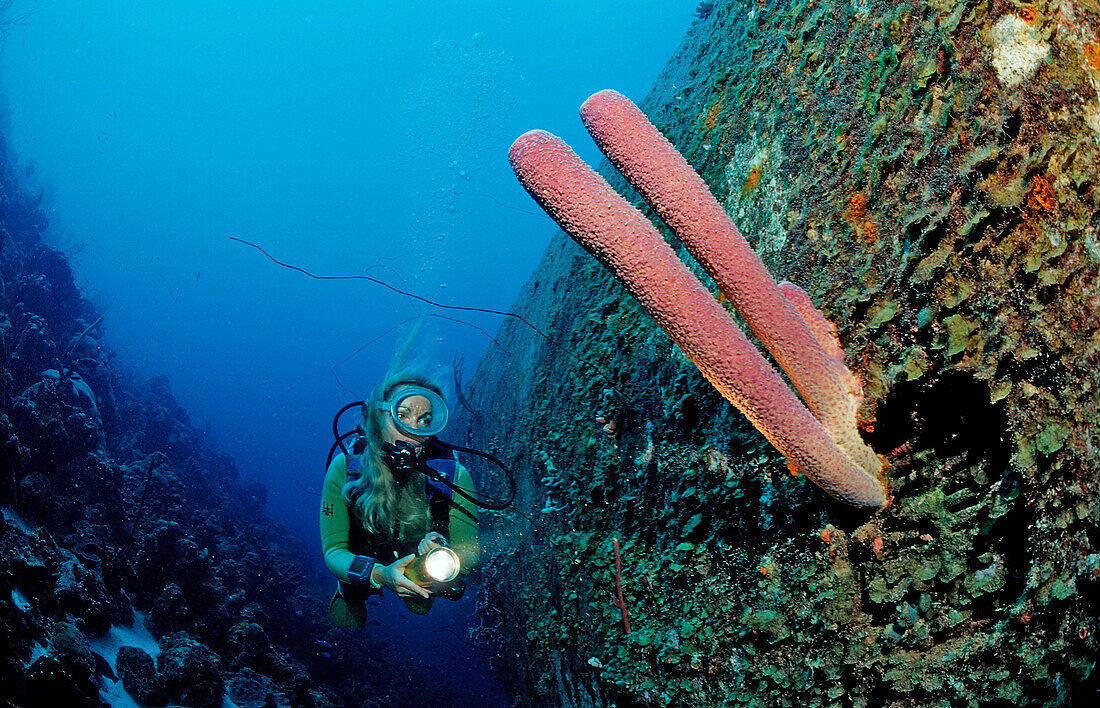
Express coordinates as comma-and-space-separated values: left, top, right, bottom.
458, 0, 1100, 705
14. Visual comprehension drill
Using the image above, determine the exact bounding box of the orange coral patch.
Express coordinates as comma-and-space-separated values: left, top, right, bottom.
845, 192, 867, 223
742, 166, 761, 195
1027, 175, 1056, 215
1017, 6, 1037, 23
1085, 43, 1100, 72
702, 99, 724, 132
861, 219, 878, 244
843, 192, 879, 243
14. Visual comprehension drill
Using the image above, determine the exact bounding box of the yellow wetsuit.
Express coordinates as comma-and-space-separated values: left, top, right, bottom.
319, 450, 480, 623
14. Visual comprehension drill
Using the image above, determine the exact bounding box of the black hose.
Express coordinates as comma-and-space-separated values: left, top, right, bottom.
432, 438, 515, 510
230, 236, 625, 401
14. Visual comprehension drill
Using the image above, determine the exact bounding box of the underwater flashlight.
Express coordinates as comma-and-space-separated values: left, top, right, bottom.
404, 546, 461, 586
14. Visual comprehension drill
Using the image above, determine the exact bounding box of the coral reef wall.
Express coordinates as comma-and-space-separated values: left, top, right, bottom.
0, 131, 401, 706
457, 0, 1100, 705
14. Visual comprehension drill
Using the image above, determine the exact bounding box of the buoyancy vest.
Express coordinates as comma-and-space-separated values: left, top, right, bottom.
346, 437, 458, 564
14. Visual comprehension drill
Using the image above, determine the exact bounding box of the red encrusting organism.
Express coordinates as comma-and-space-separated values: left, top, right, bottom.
611, 538, 631, 635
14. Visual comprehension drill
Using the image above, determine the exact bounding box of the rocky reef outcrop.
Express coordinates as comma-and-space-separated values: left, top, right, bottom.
458, 0, 1100, 705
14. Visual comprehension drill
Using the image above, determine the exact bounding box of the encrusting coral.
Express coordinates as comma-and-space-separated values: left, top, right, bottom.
509, 90, 887, 509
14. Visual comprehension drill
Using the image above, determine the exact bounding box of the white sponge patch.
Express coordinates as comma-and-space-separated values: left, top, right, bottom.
990, 15, 1050, 87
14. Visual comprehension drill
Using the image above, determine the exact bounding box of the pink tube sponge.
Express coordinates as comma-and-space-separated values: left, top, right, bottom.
580, 89, 879, 477
509, 127, 887, 509
778, 280, 866, 414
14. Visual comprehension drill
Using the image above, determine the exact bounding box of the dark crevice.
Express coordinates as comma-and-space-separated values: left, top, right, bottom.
919, 216, 953, 257
871, 372, 1011, 472
849, 296, 878, 332
868, 372, 1028, 627
994, 346, 1066, 393
961, 203, 1010, 246
963, 144, 1003, 186
1001, 108, 1023, 145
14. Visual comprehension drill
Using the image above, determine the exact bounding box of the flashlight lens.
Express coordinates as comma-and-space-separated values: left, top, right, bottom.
424, 547, 459, 582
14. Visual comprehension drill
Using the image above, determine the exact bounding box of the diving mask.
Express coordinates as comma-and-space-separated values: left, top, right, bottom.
377, 385, 449, 437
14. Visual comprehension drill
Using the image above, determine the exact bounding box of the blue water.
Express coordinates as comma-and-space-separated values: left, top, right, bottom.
0, 0, 695, 702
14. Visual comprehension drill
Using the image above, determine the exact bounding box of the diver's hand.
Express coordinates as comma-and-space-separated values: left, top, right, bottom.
372, 555, 431, 599
417, 532, 448, 555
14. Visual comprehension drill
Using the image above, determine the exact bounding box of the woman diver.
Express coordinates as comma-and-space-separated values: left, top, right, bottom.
319, 366, 480, 627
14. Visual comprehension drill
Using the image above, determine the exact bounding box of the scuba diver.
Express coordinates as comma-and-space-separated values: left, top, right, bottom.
320, 367, 480, 627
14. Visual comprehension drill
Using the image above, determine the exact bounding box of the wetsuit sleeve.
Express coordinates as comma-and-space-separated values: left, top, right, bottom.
448, 463, 481, 575
319, 454, 359, 583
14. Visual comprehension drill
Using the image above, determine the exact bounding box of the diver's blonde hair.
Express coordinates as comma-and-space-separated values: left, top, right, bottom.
342, 361, 449, 540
